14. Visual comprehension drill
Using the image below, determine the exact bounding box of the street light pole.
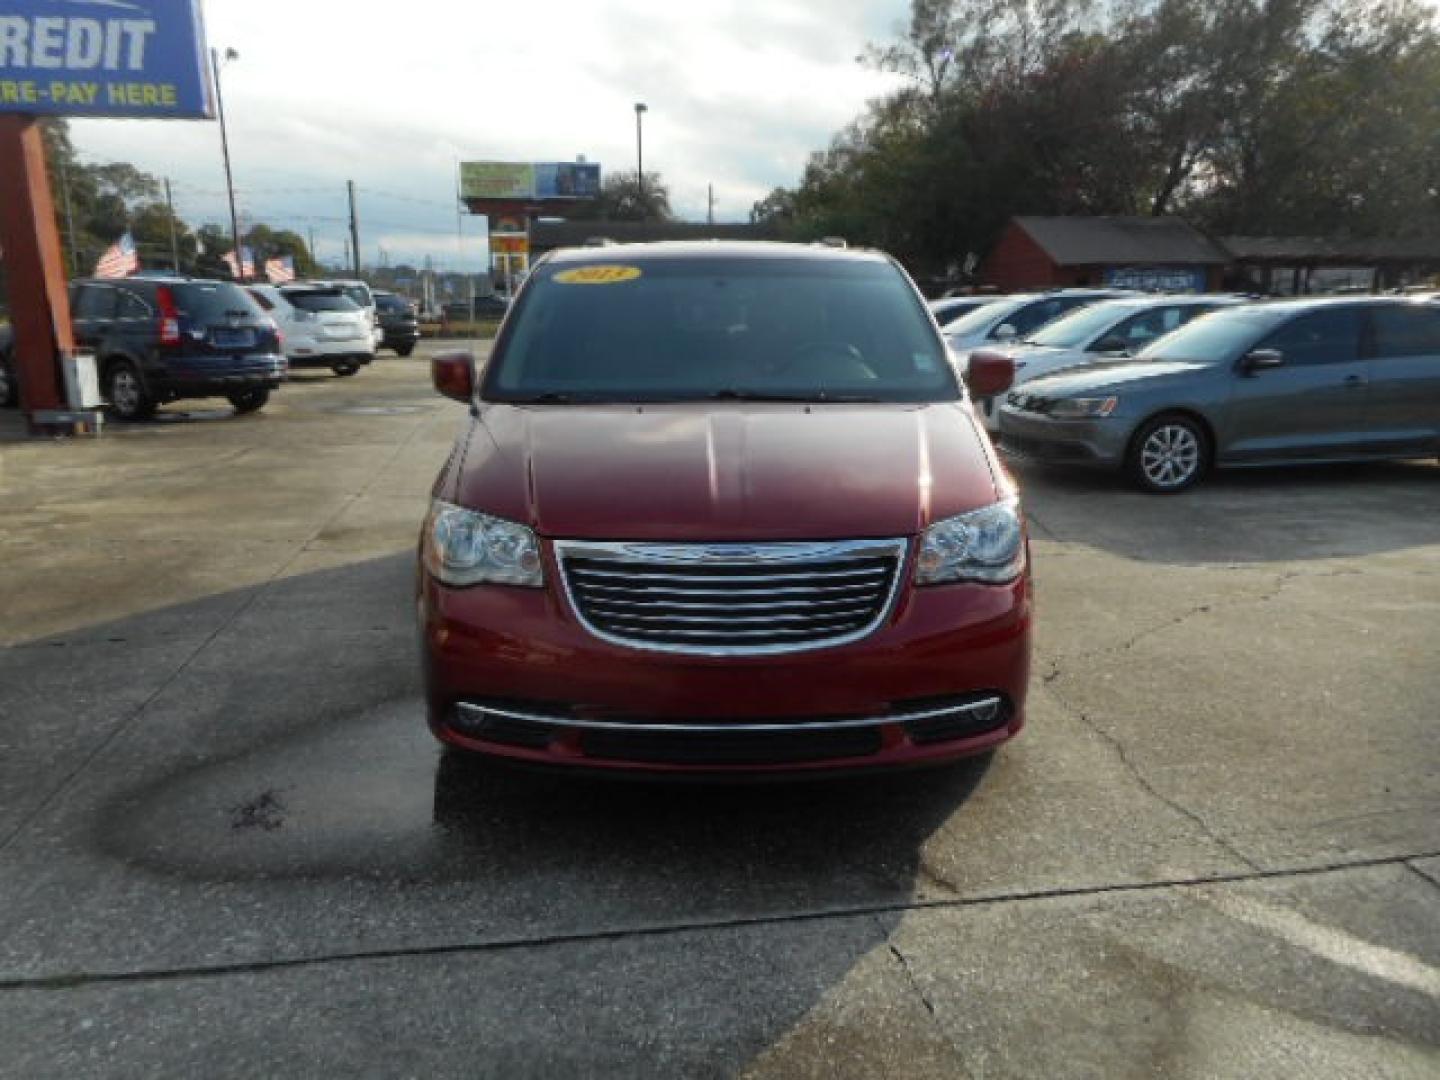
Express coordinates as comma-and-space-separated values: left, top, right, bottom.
211, 47, 243, 280
634, 102, 647, 220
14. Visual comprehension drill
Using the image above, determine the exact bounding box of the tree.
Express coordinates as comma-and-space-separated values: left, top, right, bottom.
130, 201, 194, 272
571, 170, 674, 221
765, 0, 1440, 281
39, 118, 168, 275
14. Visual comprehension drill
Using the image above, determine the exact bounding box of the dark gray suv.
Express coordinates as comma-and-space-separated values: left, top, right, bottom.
998, 297, 1440, 491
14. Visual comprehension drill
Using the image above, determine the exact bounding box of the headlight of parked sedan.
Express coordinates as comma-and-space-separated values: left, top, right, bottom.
1047, 396, 1118, 419
422, 501, 543, 587
916, 499, 1025, 585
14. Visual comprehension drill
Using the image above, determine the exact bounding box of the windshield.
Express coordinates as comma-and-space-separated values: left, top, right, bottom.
341, 285, 373, 309
941, 297, 1021, 337
1137, 306, 1286, 363
285, 290, 360, 313
1026, 300, 1143, 348
486, 256, 956, 403
170, 283, 262, 323
376, 296, 411, 314
930, 298, 989, 325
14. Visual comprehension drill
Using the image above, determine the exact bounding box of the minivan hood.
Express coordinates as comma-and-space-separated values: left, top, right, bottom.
448, 403, 1002, 541
1022, 358, 1210, 397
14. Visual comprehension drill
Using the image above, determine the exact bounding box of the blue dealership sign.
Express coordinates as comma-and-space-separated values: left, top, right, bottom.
0, 0, 211, 119
1103, 266, 1208, 293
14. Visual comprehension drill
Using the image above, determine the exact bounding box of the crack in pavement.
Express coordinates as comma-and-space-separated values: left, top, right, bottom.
1405, 861, 1440, 893
883, 939, 937, 1017
1038, 678, 1261, 873
1042, 566, 1365, 677
2, 850, 1434, 995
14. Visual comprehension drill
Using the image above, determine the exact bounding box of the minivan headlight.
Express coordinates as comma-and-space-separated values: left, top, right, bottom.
916, 499, 1024, 585
422, 501, 543, 587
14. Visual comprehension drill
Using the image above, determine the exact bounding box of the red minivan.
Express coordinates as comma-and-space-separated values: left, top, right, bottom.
419, 243, 1028, 774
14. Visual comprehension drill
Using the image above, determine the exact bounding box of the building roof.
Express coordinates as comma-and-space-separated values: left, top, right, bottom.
531, 220, 777, 250
1221, 235, 1440, 263
1014, 215, 1230, 267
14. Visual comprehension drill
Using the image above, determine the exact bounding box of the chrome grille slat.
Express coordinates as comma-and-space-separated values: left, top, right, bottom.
576, 582, 882, 599
567, 566, 888, 585
556, 539, 908, 656
601, 623, 867, 640
597, 608, 874, 626
584, 596, 878, 613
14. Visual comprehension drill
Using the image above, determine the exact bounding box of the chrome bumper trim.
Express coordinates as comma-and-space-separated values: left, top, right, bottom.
454, 696, 1004, 735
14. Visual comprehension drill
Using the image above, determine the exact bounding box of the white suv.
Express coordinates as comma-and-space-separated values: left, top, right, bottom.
247, 284, 375, 377
327, 279, 383, 351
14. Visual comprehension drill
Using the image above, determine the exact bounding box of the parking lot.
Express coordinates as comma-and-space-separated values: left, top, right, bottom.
1, 343, 1437, 1077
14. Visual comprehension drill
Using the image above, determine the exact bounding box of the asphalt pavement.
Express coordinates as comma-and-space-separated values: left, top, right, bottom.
0, 345, 1437, 1078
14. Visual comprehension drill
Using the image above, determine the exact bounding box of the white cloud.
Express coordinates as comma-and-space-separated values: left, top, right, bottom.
68, 0, 910, 269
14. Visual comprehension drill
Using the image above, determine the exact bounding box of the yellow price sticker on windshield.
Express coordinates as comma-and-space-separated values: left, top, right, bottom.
554, 265, 643, 285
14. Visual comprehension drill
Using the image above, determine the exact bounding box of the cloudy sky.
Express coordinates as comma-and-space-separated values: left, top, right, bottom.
68, 0, 911, 271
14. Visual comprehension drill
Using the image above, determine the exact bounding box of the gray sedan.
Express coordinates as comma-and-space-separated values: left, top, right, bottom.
997, 297, 1440, 492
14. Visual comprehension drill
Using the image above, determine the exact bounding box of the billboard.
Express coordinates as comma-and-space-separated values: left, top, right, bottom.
0, 0, 212, 119
460, 162, 535, 200
535, 162, 601, 199
461, 161, 600, 201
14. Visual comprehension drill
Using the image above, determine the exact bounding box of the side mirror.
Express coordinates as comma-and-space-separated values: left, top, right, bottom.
967, 350, 1016, 398
1093, 335, 1129, 355
1242, 348, 1284, 374
432, 350, 476, 402
992, 323, 1018, 342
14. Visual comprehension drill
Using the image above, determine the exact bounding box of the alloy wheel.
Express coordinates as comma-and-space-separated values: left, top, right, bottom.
1140, 424, 1200, 489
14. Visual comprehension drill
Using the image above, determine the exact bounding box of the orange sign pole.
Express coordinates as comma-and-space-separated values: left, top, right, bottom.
0, 114, 75, 432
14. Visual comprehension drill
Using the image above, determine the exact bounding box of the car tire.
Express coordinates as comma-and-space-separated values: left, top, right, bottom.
397, 344, 415, 358
332, 362, 359, 377
105, 359, 155, 421
228, 388, 270, 415
0, 356, 16, 408
1126, 413, 1210, 493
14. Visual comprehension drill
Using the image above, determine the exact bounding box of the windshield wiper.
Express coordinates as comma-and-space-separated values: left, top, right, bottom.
704, 389, 881, 403
510, 392, 581, 403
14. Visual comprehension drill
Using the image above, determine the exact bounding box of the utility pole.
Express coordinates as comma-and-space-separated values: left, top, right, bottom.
163, 177, 180, 272
308, 226, 316, 269
707, 184, 714, 225
347, 180, 361, 278
56, 153, 79, 275
211, 48, 243, 280
634, 102, 647, 218
343, 236, 351, 272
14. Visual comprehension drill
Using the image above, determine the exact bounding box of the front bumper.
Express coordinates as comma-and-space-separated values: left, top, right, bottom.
419, 553, 1032, 775
996, 407, 1129, 466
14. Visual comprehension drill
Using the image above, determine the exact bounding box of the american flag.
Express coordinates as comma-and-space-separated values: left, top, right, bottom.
265, 255, 296, 284
94, 233, 139, 278
222, 246, 256, 280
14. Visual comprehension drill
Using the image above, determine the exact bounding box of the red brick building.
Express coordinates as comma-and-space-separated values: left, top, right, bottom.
981, 216, 1229, 293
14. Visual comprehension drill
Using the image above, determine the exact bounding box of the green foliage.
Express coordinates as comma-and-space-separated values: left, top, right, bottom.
37, 118, 318, 280
769, 0, 1440, 278
570, 170, 674, 222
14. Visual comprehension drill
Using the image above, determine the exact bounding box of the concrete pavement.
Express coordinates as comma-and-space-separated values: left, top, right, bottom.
0, 346, 1436, 1077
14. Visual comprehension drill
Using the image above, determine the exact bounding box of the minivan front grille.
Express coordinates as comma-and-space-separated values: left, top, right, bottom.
555, 539, 908, 656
